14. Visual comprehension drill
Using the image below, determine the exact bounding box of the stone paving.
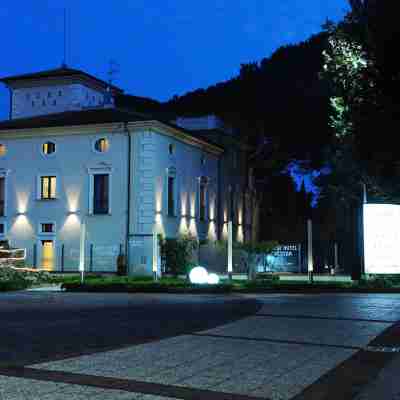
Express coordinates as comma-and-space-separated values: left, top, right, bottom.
1, 293, 400, 399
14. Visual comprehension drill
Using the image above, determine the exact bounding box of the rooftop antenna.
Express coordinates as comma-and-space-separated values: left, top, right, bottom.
107, 59, 120, 88
62, 8, 68, 67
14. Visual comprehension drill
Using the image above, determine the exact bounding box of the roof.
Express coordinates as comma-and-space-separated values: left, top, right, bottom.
0, 67, 123, 93
0, 108, 224, 152
0, 108, 147, 130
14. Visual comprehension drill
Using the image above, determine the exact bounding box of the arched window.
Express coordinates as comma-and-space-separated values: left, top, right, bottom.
94, 138, 110, 153
42, 141, 56, 155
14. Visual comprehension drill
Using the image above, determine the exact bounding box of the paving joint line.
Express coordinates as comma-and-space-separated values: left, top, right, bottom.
190, 333, 362, 351
254, 313, 396, 324
0, 366, 269, 400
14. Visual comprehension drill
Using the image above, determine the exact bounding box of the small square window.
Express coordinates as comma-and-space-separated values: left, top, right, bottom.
41, 223, 54, 233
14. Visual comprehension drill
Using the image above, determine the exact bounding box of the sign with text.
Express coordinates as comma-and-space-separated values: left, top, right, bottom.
258, 244, 301, 273
364, 204, 400, 274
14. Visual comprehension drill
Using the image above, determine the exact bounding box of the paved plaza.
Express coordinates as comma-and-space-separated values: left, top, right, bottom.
1, 292, 400, 399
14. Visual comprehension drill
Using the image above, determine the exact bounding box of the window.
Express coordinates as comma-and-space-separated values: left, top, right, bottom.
0, 177, 4, 216
48, 92, 52, 98
32, 101, 35, 107
42, 141, 56, 155
199, 181, 206, 221
168, 144, 175, 155
58, 90, 62, 96
40, 223, 54, 234
42, 99, 46, 106
201, 155, 206, 165
53, 100, 57, 106
0, 144, 6, 157
93, 174, 109, 214
40, 176, 57, 199
167, 176, 175, 216
0, 223, 5, 236
94, 138, 109, 153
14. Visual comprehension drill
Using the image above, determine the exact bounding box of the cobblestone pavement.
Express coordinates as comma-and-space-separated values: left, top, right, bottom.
1, 292, 400, 399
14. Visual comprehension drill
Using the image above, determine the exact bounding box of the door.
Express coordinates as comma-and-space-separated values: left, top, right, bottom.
41, 240, 54, 271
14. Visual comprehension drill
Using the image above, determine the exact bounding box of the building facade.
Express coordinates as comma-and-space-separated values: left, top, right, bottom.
0, 67, 256, 274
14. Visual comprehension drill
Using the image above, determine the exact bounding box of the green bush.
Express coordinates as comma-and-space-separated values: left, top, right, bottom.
357, 277, 393, 289
0, 266, 53, 291
159, 234, 198, 277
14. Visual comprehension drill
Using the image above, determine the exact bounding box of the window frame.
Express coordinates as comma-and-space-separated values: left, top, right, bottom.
41, 141, 57, 157
166, 167, 177, 218
0, 143, 6, 158
0, 170, 10, 216
198, 176, 209, 221
88, 167, 112, 216
0, 222, 6, 237
37, 174, 58, 200
38, 221, 56, 236
93, 136, 110, 154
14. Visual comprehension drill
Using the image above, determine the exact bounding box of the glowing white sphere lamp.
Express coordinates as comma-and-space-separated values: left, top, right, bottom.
207, 273, 220, 285
189, 266, 209, 284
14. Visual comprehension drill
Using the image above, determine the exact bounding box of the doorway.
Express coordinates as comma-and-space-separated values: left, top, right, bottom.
41, 240, 54, 271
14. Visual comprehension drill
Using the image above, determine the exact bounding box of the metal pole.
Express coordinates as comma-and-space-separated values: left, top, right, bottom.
152, 227, 158, 281
307, 219, 313, 283
79, 221, 86, 284
334, 242, 339, 271
61, 244, 65, 273
298, 243, 302, 273
228, 221, 233, 280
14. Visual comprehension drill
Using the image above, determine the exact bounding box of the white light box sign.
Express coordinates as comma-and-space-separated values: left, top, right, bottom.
363, 204, 400, 274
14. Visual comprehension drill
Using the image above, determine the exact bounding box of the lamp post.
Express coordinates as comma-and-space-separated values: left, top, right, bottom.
307, 219, 313, 283
228, 221, 233, 280
152, 226, 158, 281
79, 220, 86, 284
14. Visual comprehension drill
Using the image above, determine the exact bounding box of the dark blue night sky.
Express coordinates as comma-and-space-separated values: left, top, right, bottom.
0, 1, 349, 120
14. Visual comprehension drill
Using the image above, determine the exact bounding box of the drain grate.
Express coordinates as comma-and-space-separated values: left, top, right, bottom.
364, 345, 400, 353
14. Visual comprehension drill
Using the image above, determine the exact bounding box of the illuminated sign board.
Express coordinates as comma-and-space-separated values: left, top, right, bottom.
363, 204, 400, 274
258, 244, 301, 273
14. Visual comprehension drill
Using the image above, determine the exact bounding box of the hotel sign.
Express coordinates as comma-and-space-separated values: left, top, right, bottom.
363, 204, 400, 274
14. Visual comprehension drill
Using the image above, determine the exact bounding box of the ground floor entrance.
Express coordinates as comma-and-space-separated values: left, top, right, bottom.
40, 240, 55, 271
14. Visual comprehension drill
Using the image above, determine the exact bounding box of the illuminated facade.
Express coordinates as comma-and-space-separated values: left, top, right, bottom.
0, 68, 256, 274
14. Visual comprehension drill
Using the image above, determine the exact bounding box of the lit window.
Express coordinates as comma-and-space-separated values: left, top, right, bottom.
40, 176, 57, 200
168, 176, 175, 216
93, 174, 109, 214
0, 177, 5, 216
0, 144, 6, 157
168, 144, 175, 155
94, 138, 109, 153
41, 223, 54, 233
42, 141, 56, 155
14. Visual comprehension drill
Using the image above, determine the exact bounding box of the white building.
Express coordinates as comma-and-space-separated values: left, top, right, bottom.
0, 67, 256, 274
